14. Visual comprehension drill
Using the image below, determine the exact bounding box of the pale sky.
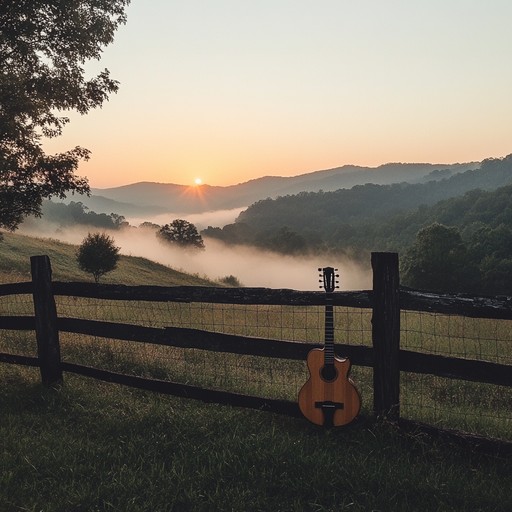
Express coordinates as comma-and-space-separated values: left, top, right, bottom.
44, 0, 512, 188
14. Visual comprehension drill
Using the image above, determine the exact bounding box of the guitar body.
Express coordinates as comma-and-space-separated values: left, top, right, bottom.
299, 349, 361, 427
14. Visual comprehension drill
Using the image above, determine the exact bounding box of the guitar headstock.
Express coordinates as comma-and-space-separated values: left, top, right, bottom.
318, 267, 339, 293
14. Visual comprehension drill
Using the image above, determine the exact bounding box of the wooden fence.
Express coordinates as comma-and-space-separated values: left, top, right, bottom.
1, 253, 512, 439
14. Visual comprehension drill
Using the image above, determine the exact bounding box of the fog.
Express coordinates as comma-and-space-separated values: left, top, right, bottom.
19, 215, 371, 291
127, 207, 246, 232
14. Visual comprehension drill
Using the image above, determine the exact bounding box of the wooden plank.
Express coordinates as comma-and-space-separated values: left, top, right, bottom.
56, 317, 374, 366
399, 350, 512, 387
31, 255, 62, 387
0, 281, 32, 297
165, 326, 313, 359
58, 317, 167, 344
164, 326, 374, 365
0, 316, 35, 330
400, 289, 512, 320
372, 252, 400, 421
52, 281, 372, 308
60, 362, 302, 418
0, 353, 39, 367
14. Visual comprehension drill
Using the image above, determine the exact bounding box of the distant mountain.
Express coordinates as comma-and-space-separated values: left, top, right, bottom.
235, 154, 512, 234
202, 154, 512, 259
72, 161, 479, 218
69, 193, 169, 217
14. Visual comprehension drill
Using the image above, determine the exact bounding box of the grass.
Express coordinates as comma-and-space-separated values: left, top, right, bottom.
2, 365, 512, 512
1, 231, 512, 511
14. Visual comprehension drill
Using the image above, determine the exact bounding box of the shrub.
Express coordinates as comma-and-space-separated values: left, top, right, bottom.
76, 232, 120, 283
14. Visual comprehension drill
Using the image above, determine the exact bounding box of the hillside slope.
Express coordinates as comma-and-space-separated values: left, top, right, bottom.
0, 232, 215, 286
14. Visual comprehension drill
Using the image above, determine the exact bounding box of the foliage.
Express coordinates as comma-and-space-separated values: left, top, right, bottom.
139, 221, 161, 231
0, 1, 130, 231
255, 226, 310, 254
231, 154, 512, 243
158, 219, 205, 250
32, 201, 127, 230
202, 222, 255, 245
401, 223, 476, 293
76, 232, 120, 283
218, 275, 243, 287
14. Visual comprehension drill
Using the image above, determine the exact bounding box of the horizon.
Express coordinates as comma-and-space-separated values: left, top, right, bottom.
90, 156, 486, 190
41, 1, 512, 189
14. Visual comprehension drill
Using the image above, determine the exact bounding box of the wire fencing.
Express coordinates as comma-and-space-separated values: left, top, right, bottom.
400, 309, 512, 440
54, 296, 373, 405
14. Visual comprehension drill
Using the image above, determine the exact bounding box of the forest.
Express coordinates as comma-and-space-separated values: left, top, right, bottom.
36, 201, 129, 230
203, 154, 512, 295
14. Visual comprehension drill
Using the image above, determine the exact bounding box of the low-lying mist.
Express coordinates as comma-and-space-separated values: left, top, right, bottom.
19, 219, 371, 291
127, 207, 246, 232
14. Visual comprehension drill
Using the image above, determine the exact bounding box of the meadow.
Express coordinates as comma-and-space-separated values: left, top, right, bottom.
1, 232, 511, 511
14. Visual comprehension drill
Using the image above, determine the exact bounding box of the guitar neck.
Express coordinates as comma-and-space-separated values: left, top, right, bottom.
324, 293, 335, 364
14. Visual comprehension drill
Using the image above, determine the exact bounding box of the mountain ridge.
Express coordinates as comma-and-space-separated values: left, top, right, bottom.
78, 161, 479, 217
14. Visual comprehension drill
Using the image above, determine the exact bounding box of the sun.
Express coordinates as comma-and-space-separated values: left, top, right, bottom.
194, 178, 202, 185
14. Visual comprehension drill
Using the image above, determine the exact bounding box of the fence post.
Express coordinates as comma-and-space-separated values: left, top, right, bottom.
31, 255, 63, 387
371, 252, 400, 421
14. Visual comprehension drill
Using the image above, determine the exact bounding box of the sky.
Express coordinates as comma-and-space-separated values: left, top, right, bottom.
43, 0, 512, 189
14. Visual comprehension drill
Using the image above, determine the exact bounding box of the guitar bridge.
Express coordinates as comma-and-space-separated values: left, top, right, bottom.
315, 400, 344, 410
315, 400, 344, 428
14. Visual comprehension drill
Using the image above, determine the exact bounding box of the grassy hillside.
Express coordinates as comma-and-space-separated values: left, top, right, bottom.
0, 231, 216, 286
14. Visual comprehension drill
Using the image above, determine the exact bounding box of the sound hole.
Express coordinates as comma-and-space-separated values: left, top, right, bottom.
321, 364, 338, 382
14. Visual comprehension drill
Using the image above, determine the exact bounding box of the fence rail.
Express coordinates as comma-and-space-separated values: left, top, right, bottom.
1, 253, 512, 444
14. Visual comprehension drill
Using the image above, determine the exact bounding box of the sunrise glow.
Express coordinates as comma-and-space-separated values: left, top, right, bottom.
40, 2, 512, 188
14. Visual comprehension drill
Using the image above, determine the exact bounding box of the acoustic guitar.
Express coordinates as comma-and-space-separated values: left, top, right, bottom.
298, 267, 361, 427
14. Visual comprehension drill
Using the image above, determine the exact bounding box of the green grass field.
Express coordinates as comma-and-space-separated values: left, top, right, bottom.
1, 231, 512, 511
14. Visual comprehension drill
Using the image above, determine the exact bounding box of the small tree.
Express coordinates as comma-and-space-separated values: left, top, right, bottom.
157, 219, 205, 250
76, 232, 120, 283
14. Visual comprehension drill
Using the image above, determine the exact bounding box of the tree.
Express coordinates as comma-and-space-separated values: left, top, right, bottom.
139, 221, 161, 231
401, 223, 476, 293
0, 1, 130, 231
158, 219, 205, 250
76, 232, 120, 283
255, 226, 309, 254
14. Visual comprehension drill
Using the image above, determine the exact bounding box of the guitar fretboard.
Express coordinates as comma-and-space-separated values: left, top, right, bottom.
324, 295, 335, 365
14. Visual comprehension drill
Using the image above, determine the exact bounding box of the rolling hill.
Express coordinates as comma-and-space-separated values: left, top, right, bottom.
73, 161, 478, 217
